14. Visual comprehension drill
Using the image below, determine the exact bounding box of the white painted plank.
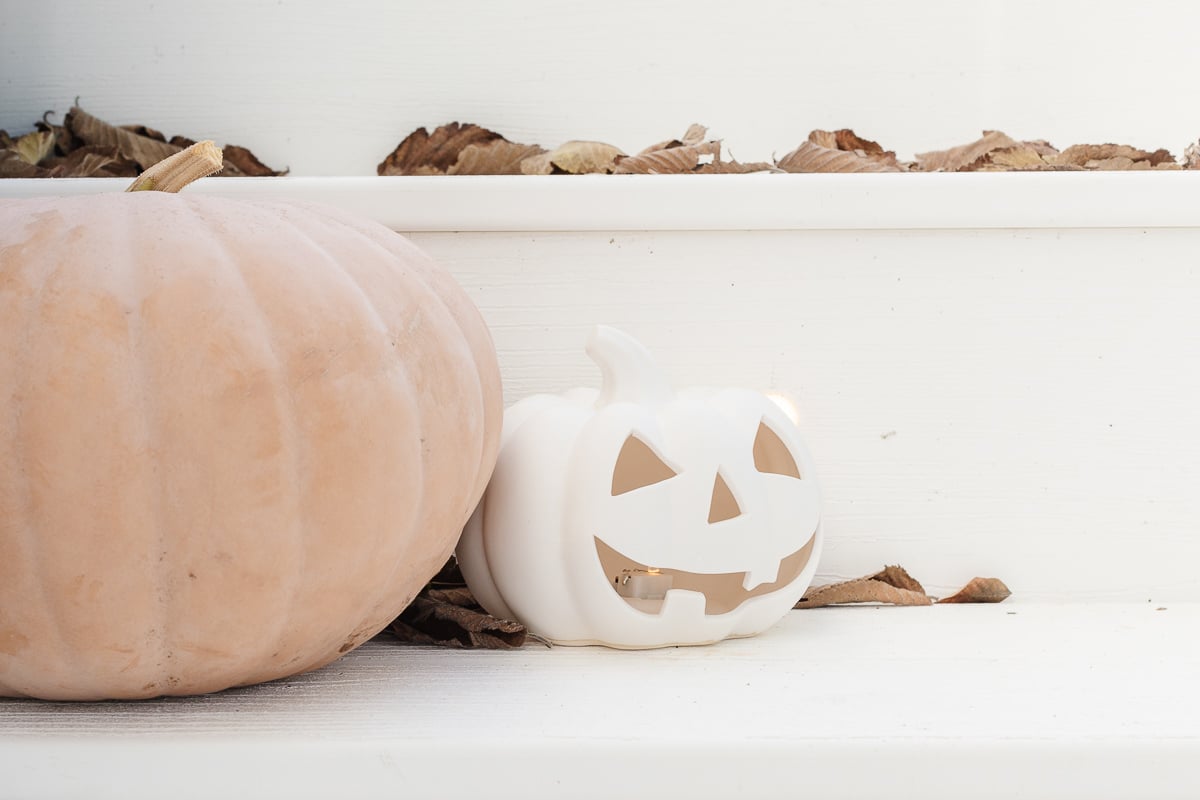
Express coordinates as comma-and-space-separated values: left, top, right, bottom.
5, 173, 1200, 231
1, 605, 1197, 799
409, 226, 1200, 602
3, 1, 1198, 175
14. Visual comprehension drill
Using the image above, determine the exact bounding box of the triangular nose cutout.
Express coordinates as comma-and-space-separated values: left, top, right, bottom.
708, 471, 742, 524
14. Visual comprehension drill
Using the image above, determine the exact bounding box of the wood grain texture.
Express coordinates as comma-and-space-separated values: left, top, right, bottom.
2, 1, 1199, 175
1, 606, 1197, 799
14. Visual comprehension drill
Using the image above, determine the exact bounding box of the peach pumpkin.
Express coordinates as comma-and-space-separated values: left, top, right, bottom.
0, 144, 502, 700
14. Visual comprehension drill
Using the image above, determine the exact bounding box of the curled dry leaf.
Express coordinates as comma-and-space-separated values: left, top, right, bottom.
377, 122, 503, 176
914, 130, 1019, 172
937, 577, 1012, 604
796, 564, 1011, 608
67, 105, 180, 171
871, 564, 926, 594
976, 144, 1054, 171
1185, 141, 1200, 169
14, 130, 55, 166
637, 123, 710, 156
0, 149, 45, 178
695, 159, 780, 174
37, 111, 78, 156
614, 140, 721, 174
387, 559, 527, 649
522, 140, 626, 175
448, 139, 548, 175
46, 145, 139, 178
808, 128, 893, 157
1052, 143, 1178, 170
796, 575, 932, 609
119, 124, 167, 142
777, 140, 902, 173
220, 144, 289, 177
389, 587, 527, 649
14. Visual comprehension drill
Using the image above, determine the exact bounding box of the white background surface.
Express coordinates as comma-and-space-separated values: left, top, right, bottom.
4, 0, 1200, 174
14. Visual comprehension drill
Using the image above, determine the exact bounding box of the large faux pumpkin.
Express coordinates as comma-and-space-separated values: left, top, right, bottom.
0, 143, 502, 700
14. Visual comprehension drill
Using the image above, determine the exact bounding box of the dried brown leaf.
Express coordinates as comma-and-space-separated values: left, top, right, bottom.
522, 140, 626, 175
168, 135, 197, 149
33, 112, 77, 157
14, 130, 55, 166
914, 130, 1019, 172
1185, 141, 1200, 169
389, 587, 526, 649
777, 141, 902, 173
448, 139, 548, 175
45, 145, 139, 178
808, 129, 890, 156
796, 576, 931, 609
806, 130, 838, 149
1053, 143, 1176, 168
66, 105, 181, 171
870, 564, 926, 594
1023, 139, 1060, 158
220, 144, 288, 177
680, 123, 707, 147
377, 122, 503, 176
963, 143, 1058, 172
0, 149, 47, 178
937, 577, 1011, 604
614, 140, 721, 174
695, 159, 780, 174
120, 124, 167, 142
638, 123, 710, 155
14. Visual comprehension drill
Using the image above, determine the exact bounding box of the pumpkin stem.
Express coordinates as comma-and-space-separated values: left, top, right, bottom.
587, 326, 675, 408
126, 140, 224, 193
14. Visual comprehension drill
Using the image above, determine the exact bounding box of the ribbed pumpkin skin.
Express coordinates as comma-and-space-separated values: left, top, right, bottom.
0, 193, 502, 700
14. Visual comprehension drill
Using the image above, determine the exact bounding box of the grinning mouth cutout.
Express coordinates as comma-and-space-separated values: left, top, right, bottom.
594, 535, 816, 616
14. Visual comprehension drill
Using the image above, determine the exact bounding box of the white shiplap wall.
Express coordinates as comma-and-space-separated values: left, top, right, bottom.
3, 0, 1200, 174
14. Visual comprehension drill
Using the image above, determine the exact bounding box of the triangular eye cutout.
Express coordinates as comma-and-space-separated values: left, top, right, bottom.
612, 435, 678, 496
708, 471, 742, 523
753, 421, 802, 479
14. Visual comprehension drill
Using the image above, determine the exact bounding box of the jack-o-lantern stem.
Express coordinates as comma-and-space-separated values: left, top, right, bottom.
587, 326, 674, 408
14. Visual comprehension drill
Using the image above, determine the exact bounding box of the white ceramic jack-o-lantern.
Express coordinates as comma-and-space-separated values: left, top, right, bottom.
456, 326, 822, 648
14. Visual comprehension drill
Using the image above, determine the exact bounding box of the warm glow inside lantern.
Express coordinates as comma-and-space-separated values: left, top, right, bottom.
457, 326, 822, 648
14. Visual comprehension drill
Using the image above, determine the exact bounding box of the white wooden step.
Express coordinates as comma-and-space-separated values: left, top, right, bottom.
2, 603, 1196, 799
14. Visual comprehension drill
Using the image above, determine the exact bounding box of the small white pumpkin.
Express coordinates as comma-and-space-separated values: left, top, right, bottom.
457, 326, 822, 648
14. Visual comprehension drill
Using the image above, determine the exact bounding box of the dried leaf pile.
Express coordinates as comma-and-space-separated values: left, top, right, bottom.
1, 105, 284, 179
5, 107, 1196, 178
381, 122, 1200, 175
388, 558, 530, 649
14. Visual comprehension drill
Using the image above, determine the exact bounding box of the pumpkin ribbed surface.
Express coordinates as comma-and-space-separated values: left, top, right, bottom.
0, 193, 501, 700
